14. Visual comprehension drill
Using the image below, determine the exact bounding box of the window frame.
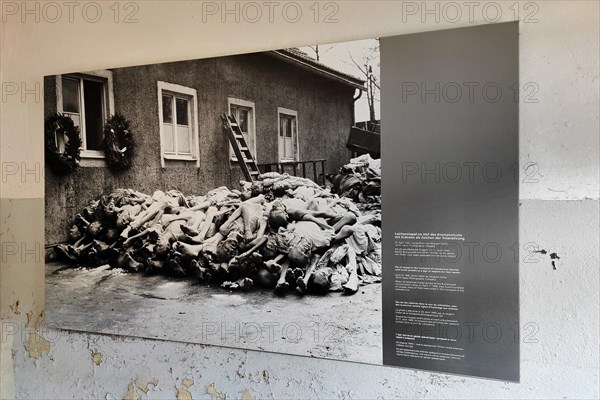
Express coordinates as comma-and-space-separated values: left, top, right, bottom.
157, 81, 200, 168
227, 98, 256, 162
56, 70, 114, 159
277, 107, 299, 162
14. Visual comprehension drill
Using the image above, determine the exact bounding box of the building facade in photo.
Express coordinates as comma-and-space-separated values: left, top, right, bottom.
44, 49, 365, 244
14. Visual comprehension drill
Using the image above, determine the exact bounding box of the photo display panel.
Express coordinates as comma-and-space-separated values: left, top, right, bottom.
381, 22, 519, 381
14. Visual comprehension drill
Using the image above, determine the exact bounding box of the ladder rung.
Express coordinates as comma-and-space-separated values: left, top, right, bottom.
223, 114, 259, 182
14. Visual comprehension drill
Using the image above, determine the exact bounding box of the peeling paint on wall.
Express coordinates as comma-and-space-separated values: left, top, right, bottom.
9, 300, 20, 315
92, 352, 103, 365
176, 387, 192, 400
24, 333, 50, 359
135, 378, 158, 394
114, 377, 160, 400
122, 382, 141, 400
175, 378, 194, 400
240, 388, 256, 400
207, 383, 226, 400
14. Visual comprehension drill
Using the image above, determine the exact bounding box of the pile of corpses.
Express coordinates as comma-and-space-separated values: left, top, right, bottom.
55, 170, 381, 296
331, 154, 381, 209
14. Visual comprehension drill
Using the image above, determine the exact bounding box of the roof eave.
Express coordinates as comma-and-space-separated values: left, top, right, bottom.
267, 51, 366, 91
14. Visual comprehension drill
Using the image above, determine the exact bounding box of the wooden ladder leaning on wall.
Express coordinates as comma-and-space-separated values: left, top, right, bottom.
220, 113, 261, 182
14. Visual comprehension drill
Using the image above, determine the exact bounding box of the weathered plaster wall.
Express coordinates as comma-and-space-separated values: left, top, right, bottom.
1, 1, 598, 399
44, 54, 354, 244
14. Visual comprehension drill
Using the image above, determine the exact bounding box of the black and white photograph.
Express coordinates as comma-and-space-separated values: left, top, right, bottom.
44, 39, 384, 364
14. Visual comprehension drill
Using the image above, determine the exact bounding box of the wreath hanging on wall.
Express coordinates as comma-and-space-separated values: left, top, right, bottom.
45, 112, 82, 175
102, 113, 135, 172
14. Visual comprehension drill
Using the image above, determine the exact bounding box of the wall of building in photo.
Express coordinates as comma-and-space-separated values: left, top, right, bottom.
44, 49, 364, 245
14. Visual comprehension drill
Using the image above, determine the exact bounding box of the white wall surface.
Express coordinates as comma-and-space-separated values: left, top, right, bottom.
1, 1, 598, 399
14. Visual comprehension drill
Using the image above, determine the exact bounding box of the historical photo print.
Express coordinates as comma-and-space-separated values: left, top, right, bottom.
44, 39, 382, 364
